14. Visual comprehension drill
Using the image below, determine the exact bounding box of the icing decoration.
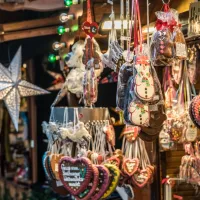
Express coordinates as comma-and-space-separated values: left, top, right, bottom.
102, 164, 120, 199
76, 165, 99, 200
128, 102, 150, 126
185, 121, 198, 142
134, 56, 155, 101
132, 169, 150, 188
59, 157, 93, 196
82, 21, 99, 38
92, 165, 110, 200
105, 156, 121, 168
122, 158, 139, 177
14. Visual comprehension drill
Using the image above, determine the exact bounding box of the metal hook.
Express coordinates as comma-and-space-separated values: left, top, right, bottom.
162, 0, 170, 4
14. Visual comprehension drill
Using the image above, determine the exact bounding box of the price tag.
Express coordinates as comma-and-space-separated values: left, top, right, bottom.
176, 43, 187, 58
56, 180, 63, 187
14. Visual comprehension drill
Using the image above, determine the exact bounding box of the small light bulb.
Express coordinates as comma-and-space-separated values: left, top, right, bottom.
52, 42, 66, 51
48, 54, 60, 63
60, 13, 74, 23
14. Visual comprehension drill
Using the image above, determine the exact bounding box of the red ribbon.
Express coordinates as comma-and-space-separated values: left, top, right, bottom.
155, 18, 181, 32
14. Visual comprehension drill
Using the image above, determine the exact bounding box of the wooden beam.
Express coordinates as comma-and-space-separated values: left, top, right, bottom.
0, 15, 61, 32
0, 26, 58, 42
0, 0, 65, 12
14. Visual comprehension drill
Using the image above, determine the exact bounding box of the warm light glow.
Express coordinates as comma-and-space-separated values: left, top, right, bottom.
142, 27, 155, 34
101, 20, 134, 30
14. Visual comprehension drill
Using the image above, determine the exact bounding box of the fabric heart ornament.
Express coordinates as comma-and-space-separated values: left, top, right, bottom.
50, 154, 64, 180
122, 158, 139, 176
82, 21, 99, 38
92, 165, 110, 200
105, 156, 121, 168
102, 164, 120, 199
76, 165, 99, 200
59, 157, 93, 196
132, 169, 150, 188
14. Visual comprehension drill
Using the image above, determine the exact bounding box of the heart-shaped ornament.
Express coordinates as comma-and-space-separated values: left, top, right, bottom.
105, 156, 121, 168
59, 157, 93, 196
132, 169, 150, 188
92, 165, 110, 200
42, 152, 52, 180
47, 155, 56, 180
82, 21, 99, 38
76, 165, 99, 200
50, 154, 64, 180
102, 164, 120, 199
122, 158, 139, 176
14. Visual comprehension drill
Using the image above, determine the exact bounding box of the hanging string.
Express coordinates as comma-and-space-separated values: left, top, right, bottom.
120, 0, 125, 49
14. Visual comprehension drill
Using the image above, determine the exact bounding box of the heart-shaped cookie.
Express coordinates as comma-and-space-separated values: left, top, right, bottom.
42, 152, 53, 180
50, 154, 64, 180
47, 155, 56, 180
76, 165, 99, 200
105, 156, 121, 168
59, 157, 93, 196
102, 164, 120, 199
132, 169, 150, 188
92, 165, 110, 200
82, 21, 99, 38
122, 158, 139, 176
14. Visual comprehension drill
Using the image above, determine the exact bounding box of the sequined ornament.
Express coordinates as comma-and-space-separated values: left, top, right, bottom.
0, 47, 49, 131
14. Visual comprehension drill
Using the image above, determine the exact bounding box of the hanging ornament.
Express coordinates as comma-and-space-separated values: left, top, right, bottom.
46, 70, 64, 91
0, 47, 49, 131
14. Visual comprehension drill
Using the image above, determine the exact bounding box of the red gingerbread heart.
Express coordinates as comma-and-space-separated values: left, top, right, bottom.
122, 158, 139, 177
92, 165, 110, 200
82, 21, 99, 38
132, 169, 150, 188
105, 156, 121, 168
59, 157, 93, 196
75, 165, 99, 200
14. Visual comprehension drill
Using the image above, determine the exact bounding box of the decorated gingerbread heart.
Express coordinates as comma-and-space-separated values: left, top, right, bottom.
42, 152, 52, 180
76, 165, 99, 200
59, 157, 93, 196
122, 158, 139, 177
102, 164, 120, 199
132, 169, 150, 188
82, 21, 99, 38
92, 165, 110, 200
50, 154, 64, 180
105, 156, 121, 168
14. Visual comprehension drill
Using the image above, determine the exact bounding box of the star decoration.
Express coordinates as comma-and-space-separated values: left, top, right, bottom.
46, 70, 64, 91
0, 46, 50, 131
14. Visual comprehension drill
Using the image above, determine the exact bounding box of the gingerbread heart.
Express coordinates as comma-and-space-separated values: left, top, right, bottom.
59, 157, 93, 196
122, 125, 140, 142
122, 158, 139, 176
105, 156, 121, 168
102, 164, 120, 199
76, 165, 99, 200
42, 152, 54, 180
132, 169, 150, 188
50, 154, 64, 180
92, 165, 110, 200
82, 21, 99, 38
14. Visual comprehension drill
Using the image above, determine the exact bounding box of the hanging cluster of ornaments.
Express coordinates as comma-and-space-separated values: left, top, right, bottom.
0, 47, 49, 131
